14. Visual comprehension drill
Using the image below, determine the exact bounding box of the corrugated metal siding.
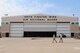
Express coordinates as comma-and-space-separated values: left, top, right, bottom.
10, 23, 23, 37
24, 23, 57, 31
10, 22, 71, 37
57, 23, 71, 37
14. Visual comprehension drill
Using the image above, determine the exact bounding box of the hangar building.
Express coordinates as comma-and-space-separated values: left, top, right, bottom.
1, 14, 79, 37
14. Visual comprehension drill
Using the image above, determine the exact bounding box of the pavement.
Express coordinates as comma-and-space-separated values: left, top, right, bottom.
0, 37, 80, 53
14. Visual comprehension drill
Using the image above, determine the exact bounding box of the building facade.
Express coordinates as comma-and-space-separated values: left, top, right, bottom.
1, 14, 79, 37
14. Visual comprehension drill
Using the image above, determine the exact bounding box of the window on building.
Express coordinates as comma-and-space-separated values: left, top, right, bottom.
49, 16, 52, 18
2, 22, 9, 24
30, 19, 34, 20
26, 19, 28, 20
44, 16, 47, 18
6, 22, 8, 24
53, 19, 55, 20
1, 22, 4, 25
55, 19, 57, 20
30, 16, 32, 18
72, 22, 74, 24
52, 16, 54, 18
55, 16, 56, 18
76, 22, 79, 24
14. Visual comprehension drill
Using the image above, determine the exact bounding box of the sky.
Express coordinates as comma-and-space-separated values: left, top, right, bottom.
0, 0, 80, 25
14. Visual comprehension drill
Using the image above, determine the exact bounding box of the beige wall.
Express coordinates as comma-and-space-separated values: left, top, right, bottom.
70, 24, 79, 33
57, 16, 78, 22
1, 24, 10, 33
2, 14, 78, 22
2, 16, 23, 22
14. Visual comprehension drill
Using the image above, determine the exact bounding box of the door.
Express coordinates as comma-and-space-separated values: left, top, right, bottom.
23, 23, 57, 37
24, 32, 56, 37
24, 23, 57, 31
10, 22, 23, 37
57, 22, 71, 37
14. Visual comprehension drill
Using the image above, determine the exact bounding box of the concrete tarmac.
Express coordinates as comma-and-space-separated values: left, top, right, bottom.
0, 38, 80, 53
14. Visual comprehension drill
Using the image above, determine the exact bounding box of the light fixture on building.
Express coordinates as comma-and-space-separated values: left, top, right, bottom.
4, 14, 8, 16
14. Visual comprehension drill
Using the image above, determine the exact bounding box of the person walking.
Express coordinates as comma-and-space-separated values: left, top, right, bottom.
52, 35, 57, 43
0, 33, 1, 38
59, 33, 63, 43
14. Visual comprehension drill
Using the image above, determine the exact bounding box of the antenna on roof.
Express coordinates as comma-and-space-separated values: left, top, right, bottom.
73, 14, 75, 16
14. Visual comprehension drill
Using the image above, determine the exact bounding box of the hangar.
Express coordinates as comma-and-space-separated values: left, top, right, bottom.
1, 14, 79, 37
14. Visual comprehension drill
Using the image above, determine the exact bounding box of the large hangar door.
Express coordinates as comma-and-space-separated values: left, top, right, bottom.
10, 23, 23, 37
24, 23, 56, 31
24, 23, 57, 37
57, 22, 71, 37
